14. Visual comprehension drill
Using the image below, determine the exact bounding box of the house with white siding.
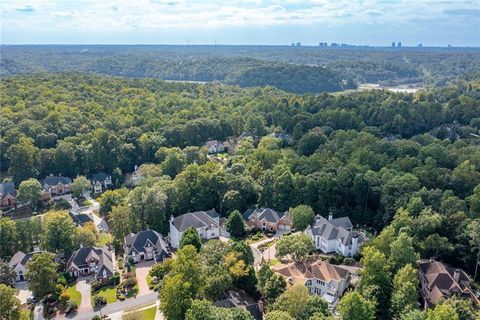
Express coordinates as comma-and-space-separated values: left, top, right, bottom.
169, 209, 220, 249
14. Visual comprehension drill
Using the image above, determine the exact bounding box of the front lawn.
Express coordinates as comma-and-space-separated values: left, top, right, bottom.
122, 305, 157, 320
146, 275, 152, 287
97, 233, 112, 246
95, 286, 117, 304
65, 285, 82, 306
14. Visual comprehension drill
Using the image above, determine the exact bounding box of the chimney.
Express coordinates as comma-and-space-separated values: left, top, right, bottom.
453, 269, 460, 283
328, 212, 333, 221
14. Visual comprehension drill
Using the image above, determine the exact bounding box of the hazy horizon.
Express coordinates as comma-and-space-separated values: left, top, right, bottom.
1, 0, 479, 47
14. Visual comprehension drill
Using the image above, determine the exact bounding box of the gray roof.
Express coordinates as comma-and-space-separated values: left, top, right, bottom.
9, 251, 39, 268
43, 175, 72, 186
90, 172, 111, 184
172, 209, 219, 232
243, 208, 286, 224
0, 182, 15, 197
67, 246, 113, 278
69, 212, 94, 226
124, 229, 169, 261
311, 215, 360, 246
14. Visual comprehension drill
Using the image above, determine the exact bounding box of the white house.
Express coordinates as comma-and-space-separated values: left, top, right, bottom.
124, 229, 170, 263
8, 248, 42, 282
204, 140, 225, 154
305, 214, 362, 257
273, 260, 351, 304
169, 209, 220, 249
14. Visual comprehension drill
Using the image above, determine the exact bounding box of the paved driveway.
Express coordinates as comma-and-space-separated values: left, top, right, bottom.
15, 281, 31, 304
76, 279, 93, 312
135, 260, 154, 296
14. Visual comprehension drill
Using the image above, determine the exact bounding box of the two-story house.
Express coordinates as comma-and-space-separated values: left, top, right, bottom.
124, 229, 170, 263
0, 182, 16, 208
42, 175, 72, 199
66, 246, 114, 283
90, 172, 113, 194
243, 208, 292, 232
204, 140, 225, 154
273, 260, 351, 304
8, 248, 43, 282
169, 209, 220, 249
305, 214, 362, 257
419, 259, 478, 308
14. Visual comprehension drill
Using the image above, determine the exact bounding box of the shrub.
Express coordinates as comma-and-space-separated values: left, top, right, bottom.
59, 291, 70, 305
118, 294, 126, 301
344, 257, 356, 266
117, 258, 124, 270
110, 274, 120, 286
328, 255, 344, 265
92, 316, 101, 320
57, 276, 67, 288
92, 294, 106, 308
123, 272, 135, 279
123, 277, 137, 288
65, 300, 77, 314
91, 280, 102, 292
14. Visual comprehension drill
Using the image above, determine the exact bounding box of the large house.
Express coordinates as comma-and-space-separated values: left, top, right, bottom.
204, 140, 225, 154
169, 209, 220, 249
419, 259, 479, 308
0, 182, 16, 208
273, 260, 351, 304
305, 214, 362, 257
42, 175, 72, 199
124, 229, 170, 263
66, 246, 114, 282
8, 248, 43, 282
90, 172, 113, 194
243, 208, 292, 232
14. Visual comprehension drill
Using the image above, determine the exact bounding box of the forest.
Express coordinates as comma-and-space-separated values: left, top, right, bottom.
1, 71, 480, 283
1, 45, 479, 93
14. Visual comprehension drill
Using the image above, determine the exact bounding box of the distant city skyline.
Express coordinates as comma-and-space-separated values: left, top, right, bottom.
1, 0, 479, 47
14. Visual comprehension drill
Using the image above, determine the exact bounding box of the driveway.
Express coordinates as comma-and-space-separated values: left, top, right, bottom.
15, 281, 31, 304
135, 260, 154, 296
76, 278, 93, 312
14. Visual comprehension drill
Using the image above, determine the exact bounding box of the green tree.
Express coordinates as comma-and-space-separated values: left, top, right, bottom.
388, 232, 419, 273
0, 217, 17, 259
180, 227, 202, 252
172, 245, 204, 297
42, 211, 76, 254
75, 221, 98, 247
441, 297, 477, 320
401, 310, 427, 320
427, 303, 459, 320
7, 136, 39, 185
160, 274, 192, 320
290, 205, 315, 231
15, 217, 43, 253
391, 264, 419, 318
257, 262, 286, 304
264, 311, 294, 320
0, 284, 21, 320
128, 185, 168, 231
297, 130, 326, 156
275, 233, 314, 262
226, 210, 246, 239
98, 188, 128, 215
16, 178, 42, 210
71, 175, 91, 197
337, 291, 375, 320
109, 204, 136, 251
272, 284, 328, 320
231, 241, 254, 266
0, 259, 16, 285
465, 219, 480, 280
26, 252, 58, 298
185, 299, 216, 320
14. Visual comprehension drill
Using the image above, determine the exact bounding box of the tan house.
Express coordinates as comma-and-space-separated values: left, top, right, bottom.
66, 246, 114, 283
272, 260, 351, 304
419, 259, 478, 308
243, 208, 292, 232
0, 182, 16, 208
42, 175, 72, 199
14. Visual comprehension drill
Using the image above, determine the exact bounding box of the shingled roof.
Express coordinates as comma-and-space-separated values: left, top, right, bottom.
172, 209, 219, 232
310, 215, 360, 246
43, 175, 72, 186
0, 182, 15, 197
124, 229, 169, 262
272, 260, 350, 284
67, 246, 114, 278
90, 172, 111, 184
243, 208, 287, 224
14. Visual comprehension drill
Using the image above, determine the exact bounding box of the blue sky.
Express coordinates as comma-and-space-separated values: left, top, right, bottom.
1, 0, 479, 46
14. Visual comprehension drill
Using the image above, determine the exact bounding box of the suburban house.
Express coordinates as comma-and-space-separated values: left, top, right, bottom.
124, 229, 170, 263
8, 248, 43, 282
90, 172, 113, 194
419, 259, 479, 308
214, 289, 263, 320
204, 140, 225, 154
305, 214, 362, 257
66, 246, 114, 282
42, 175, 72, 199
169, 209, 220, 249
272, 260, 351, 304
243, 208, 292, 232
0, 182, 16, 208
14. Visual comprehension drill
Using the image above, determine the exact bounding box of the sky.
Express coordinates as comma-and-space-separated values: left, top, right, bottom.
1, 0, 479, 46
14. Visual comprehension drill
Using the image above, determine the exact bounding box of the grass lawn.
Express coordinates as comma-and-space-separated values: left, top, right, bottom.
97, 233, 112, 246
20, 309, 31, 320
122, 305, 157, 320
146, 275, 152, 287
95, 286, 117, 304
65, 285, 82, 306
268, 259, 279, 266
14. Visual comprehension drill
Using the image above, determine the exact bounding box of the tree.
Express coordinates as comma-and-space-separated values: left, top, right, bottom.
0, 217, 17, 259
26, 252, 58, 298
149, 258, 174, 281
7, 136, 39, 185
441, 297, 477, 320
356, 246, 392, 319
401, 310, 427, 320
264, 311, 294, 320
172, 245, 204, 297
420, 234, 454, 259
257, 262, 286, 304
226, 210, 246, 239
465, 219, 480, 280
185, 299, 216, 320
98, 188, 128, 215
427, 303, 459, 320
337, 291, 376, 320
275, 233, 314, 262
231, 241, 254, 266
180, 227, 202, 252
160, 274, 192, 320
109, 204, 136, 249
289, 205, 315, 231
75, 221, 98, 247
388, 232, 419, 273
0, 284, 21, 320
0, 259, 16, 285
15, 217, 43, 253
297, 130, 326, 156
271, 284, 328, 320
71, 176, 91, 197
128, 185, 168, 231
391, 264, 419, 318
42, 211, 76, 254
16, 178, 42, 210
